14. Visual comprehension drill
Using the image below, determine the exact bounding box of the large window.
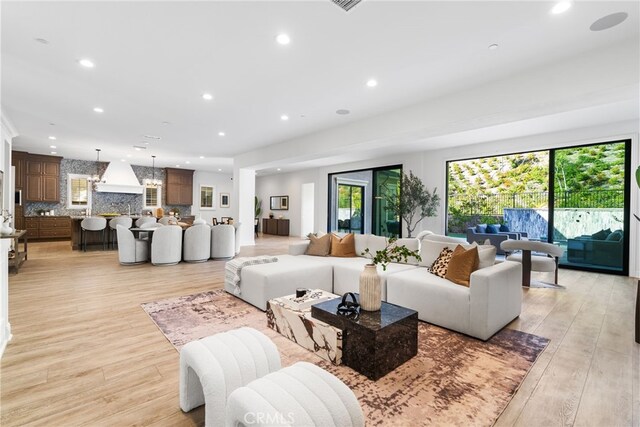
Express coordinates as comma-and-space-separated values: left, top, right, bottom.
144, 185, 162, 209
446, 140, 631, 274
67, 174, 91, 209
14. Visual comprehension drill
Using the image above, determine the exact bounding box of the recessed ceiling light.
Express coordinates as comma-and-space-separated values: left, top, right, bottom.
218, 131, 225, 137
50, 151, 57, 154
175, 165, 180, 167
590, 12, 628, 31
218, 168, 222, 172
366, 79, 378, 87
199, 156, 205, 159
280, 115, 289, 121
161, 121, 170, 125
135, 147, 142, 151
93, 107, 104, 113
120, 159, 126, 162
35, 38, 49, 45
550, 1, 572, 15
276, 34, 291, 45
202, 93, 213, 101
144, 142, 150, 145
277, 168, 282, 171
185, 161, 191, 164
48, 136, 56, 140
127, 154, 132, 158
336, 109, 350, 115
488, 44, 499, 50
79, 58, 95, 68
50, 145, 56, 149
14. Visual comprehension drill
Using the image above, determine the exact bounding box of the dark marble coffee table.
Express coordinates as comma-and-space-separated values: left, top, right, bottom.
311, 295, 418, 380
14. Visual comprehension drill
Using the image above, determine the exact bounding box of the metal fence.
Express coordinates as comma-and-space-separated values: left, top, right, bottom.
448, 189, 624, 216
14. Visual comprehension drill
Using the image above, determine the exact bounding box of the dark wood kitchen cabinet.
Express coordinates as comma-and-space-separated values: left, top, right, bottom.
165, 168, 194, 205
25, 154, 61, 202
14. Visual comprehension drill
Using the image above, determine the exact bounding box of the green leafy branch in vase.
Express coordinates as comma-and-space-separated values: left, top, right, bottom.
362, 238, 422, 271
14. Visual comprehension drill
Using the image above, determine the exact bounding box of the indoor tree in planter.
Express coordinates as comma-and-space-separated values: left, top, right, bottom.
359, 239, 422, 311
385, 170, 440, 237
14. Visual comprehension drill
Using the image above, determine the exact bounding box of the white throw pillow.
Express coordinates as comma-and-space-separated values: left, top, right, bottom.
367, 235, 388, 256
473, 243, 497, 269
394, 238, 420, 265
354, 234, 369, 257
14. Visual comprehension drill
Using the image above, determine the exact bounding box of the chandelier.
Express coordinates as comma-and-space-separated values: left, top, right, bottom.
87, 148, 105, 190
146, 155, 162, 187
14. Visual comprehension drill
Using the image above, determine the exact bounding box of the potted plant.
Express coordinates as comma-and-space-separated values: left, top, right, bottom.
384, 170, 440, 237
360, 238, 421, 311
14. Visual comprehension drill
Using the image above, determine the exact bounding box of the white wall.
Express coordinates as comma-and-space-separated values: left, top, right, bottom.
1, 113, 17, 358
191, 170, 234, 224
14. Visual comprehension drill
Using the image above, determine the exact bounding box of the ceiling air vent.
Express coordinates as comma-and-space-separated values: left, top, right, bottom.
332, 0, 362, 12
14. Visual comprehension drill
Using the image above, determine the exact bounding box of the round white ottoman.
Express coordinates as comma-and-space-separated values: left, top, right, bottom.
179, 327, 281, 427
226, 361, 364, 427
211, 224, 236, 259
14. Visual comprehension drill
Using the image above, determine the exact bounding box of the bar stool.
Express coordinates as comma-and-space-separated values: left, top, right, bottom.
108, 216, 133, 249
80, 217, 108, 251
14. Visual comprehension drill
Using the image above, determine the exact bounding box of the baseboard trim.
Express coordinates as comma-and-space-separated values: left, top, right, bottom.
0, 322, 12, 359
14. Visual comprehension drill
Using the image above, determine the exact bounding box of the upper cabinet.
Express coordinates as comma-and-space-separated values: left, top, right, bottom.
11, 151, 28, 190
24, 153, 62, 202
165, 168, 194, 205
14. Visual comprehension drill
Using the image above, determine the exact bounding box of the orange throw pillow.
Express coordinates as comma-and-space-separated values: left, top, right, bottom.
445, 245, 480, 287
330, 233, 357, 257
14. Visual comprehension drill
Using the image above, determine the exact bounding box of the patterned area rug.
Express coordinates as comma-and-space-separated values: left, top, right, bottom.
142, 290, 549, 426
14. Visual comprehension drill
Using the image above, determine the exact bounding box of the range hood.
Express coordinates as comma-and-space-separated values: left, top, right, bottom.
95, 161, 143, 194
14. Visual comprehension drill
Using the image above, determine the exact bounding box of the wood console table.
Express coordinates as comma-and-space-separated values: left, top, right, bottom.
2, 230, 28, 274
262, 218, 290, 236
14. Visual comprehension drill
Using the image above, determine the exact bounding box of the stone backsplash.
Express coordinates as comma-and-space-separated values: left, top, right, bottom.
25, 158, 191, 217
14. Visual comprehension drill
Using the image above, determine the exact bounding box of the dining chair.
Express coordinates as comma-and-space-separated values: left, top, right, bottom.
221, 217, 231, 225
108, 216, 133, 249
136, 216, 157, 228
159, 216, 178, 226
183, 224, 212, 262
80, 217, 108, 251
211, 224, 235, 259
116, 224, 148, 264
151, 225, 183, 265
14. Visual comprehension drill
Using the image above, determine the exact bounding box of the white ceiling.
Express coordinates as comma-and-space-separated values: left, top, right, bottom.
1, 1, 638, 172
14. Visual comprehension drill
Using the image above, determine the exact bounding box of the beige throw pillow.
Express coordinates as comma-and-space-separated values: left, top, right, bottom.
305, 234, 331, 256
445, 245, 480, 287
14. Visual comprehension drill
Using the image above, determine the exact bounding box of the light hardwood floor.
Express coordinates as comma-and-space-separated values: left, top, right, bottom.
1, 236, 638, 426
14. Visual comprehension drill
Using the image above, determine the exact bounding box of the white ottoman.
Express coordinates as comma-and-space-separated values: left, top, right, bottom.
180, 327, 281, 427
226, 361, 364, 427
225, 255, 334, 310
211, 224, 236, 259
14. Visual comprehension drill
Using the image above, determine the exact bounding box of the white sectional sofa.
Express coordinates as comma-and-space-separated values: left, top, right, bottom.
226, 233, 522, 340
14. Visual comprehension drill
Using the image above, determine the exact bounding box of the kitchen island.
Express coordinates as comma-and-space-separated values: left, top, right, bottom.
70, 215, 142, 250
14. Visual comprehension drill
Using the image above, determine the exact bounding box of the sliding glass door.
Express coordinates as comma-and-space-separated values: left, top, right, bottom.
373, 168, 402, 238
445, 139, 631, 275
337, 184, 364, 234
552, 141, 630, 273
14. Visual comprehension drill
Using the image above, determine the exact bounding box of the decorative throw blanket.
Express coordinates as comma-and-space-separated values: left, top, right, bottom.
224, 256, 279, 295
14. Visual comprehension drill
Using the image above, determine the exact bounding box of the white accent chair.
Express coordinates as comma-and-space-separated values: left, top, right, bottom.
135, 216, 157, 227
80, 217, 107, 251
108, 216, 132, 249
116, 224, 148, 264
151, 225, 183, 265
226, 362, 364, 427
501, 239, 565, 287
193, 218, 207, 225
180, 327, 281, 427
183, 224, 211, 262
211, 224, 235, 259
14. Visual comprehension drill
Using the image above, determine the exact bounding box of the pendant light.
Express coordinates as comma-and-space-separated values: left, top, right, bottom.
87, 148, 105, 190
146, 155, 162, 187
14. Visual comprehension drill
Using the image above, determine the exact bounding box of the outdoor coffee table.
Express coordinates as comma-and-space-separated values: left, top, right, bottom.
311, 294, 418, 380
266, 290, 343, 365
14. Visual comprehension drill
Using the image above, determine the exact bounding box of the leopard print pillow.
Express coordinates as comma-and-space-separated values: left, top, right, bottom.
429, 247, 454, 278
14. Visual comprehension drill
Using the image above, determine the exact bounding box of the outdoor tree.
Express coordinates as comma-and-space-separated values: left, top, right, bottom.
385, 170, 440, 237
